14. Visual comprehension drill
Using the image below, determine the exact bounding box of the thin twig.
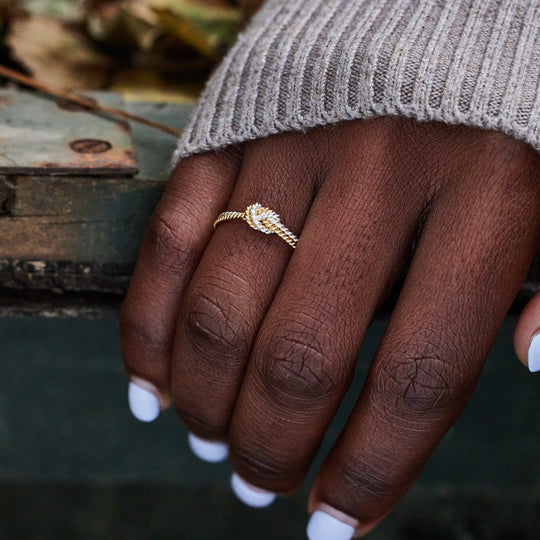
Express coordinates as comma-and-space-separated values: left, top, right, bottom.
0, 63, 182, 137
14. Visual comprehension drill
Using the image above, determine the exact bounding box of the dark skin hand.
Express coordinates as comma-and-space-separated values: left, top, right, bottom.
120, 116, 540, 536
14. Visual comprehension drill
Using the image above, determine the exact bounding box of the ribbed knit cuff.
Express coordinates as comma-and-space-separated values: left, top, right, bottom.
173, 0, 540, 163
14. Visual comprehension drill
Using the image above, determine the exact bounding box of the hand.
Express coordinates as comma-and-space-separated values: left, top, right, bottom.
120, 116, 540, 538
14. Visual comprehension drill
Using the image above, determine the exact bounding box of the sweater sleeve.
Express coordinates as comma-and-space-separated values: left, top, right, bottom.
172, 0, 540, 163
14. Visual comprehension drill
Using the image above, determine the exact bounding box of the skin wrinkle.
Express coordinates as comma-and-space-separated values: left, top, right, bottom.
143, 213, 197, 270
198, 263, 269, 307
400, 358, 453, 409
377, 355, 463, 417
230, 409, 333, 492
178, 409, 231, 438
374, 315, 479, 415
231, 441, 312, 486
265, 286, 361, 340
339, 461, 406, 503
185, 292, 254, 360
257, 326, 343, 401
249, 369, 332, 418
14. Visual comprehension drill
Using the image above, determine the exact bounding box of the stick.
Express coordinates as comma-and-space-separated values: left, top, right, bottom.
0, 63, 182, 137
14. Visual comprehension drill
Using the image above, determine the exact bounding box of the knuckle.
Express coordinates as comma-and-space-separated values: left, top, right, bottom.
232, 444, 306, 487
255, 325, 344, 401
183, 284, 252, 361
376, 330, 471, 416
176, 409, 228, 440
340, 460, 400, 501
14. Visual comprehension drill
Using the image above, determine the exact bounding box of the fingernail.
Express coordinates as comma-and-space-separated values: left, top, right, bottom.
307, 510, 355, 540
128, 381, 160, 422
188, 433, 228, 463
230, 472, 276, 508
529, 334, 540, 372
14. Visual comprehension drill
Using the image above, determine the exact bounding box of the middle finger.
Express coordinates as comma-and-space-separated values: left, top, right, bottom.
228, 134, 429, 494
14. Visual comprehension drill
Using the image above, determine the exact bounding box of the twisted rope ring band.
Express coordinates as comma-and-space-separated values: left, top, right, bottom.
213, 203, 298, 249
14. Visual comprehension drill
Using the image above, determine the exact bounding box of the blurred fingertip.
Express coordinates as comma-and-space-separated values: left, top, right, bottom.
528, 334, 540, 372
230, 472, 276, 508
307, 510, 355, 540
188, 433, 228, 462
128, 380, 160, 422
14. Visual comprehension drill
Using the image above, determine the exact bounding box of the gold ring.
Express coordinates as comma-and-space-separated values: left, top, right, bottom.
213, 203, 298, 249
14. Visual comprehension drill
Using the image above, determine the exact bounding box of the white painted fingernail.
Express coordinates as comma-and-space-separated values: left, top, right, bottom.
188, 433, 228, 462
128, 381, 160, 422
307, 510, 355, 540
529, 334, 540, 372
230, 472, 276, 508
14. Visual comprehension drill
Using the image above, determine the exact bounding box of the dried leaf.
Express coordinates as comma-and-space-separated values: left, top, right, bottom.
86, 0, 162, 52
111, 67, 202, 103
235, 0, 263, 19
7, 16, 113, 90
149, 0, 241, 58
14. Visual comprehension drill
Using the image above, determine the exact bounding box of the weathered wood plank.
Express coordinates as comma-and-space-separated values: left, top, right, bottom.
0, 216, 146, 264
0, 176, 13, 213
0, 91, 138, 175
8, 175, 165, 219
0, 258, 131, 295
0, 289, 120, 317
0, 96, 189, 304
127, 100, 190, 182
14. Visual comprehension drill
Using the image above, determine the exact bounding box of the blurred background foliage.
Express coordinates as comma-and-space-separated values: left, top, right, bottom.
0, 0, 262, 102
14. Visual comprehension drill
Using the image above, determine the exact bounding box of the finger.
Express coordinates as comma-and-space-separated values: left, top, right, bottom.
120, 149, 242, 421
170, 133, 322, 445
514, 288, 540, 372
308, 145, 540, 538
226, 130, 429, 497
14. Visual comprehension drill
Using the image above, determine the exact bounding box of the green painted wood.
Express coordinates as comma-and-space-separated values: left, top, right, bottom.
0, 91, 138, 175
127, 100, 190, 183
0, 315, 537, 538
1, 315, 537, 487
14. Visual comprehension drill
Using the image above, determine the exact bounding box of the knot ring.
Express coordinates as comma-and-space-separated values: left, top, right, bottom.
213, 203, 298, 249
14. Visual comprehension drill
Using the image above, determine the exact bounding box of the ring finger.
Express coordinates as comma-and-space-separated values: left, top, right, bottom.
170, 132, 323, 446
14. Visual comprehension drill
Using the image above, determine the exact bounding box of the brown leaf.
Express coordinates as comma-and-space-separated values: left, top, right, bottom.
111, 67, 203, 103
7, 16, 113, 90
86, 0, 162, 53
149, 0, 242, 59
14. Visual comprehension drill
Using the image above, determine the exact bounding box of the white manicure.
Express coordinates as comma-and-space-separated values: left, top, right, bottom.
230, 472, 276, 508
307, 510, 355, 540
529, 334, 540, 372
128, 382, 160, 422
188, 433, 228, 463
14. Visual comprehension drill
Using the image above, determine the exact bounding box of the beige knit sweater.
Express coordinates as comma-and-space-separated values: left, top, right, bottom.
173, 0, 540, 163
